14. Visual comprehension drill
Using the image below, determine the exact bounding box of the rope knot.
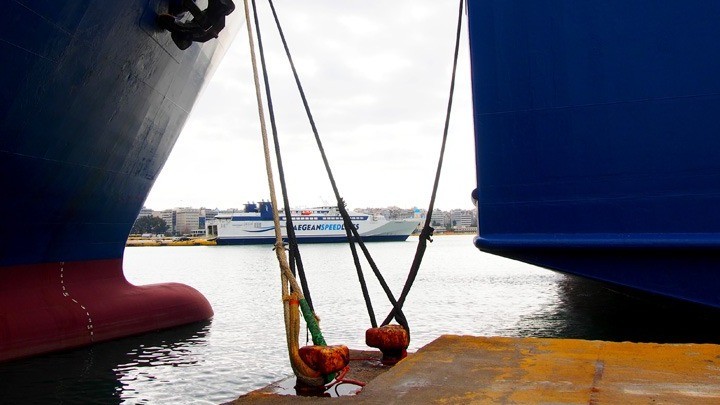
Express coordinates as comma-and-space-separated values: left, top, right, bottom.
282, 292, 300, 307
421, 225, 435, 243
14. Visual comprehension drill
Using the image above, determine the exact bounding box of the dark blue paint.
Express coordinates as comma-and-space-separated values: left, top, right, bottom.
0, 1, 229, 266
468, 1, 720, 307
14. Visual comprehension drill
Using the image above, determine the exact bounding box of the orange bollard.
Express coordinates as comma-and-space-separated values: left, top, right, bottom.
366, 324, 409, 365
298, 345, 350, 376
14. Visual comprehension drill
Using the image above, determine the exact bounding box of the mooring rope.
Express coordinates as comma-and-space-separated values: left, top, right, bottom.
382, 0, 465, 326
248, 0, 315, 312
251, 0, 464, 369
265, 0, 409, 333
243, 0, 326, 386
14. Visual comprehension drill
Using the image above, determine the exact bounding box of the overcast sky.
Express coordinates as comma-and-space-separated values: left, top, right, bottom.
144, 0, 476, 212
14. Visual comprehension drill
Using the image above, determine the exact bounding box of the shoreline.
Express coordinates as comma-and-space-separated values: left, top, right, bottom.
125, 238, 217, 247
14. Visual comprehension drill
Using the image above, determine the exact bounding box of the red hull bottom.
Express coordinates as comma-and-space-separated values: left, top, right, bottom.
0, 258, 213, 362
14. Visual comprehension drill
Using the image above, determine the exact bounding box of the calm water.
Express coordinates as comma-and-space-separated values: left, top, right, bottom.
3, 235, 720, 403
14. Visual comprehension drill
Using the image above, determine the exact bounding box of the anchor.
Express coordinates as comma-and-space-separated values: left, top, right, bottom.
157, 0, 235, 50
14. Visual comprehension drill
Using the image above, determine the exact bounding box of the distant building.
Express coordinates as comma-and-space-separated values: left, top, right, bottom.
175, 208, 202, 235
429, 208, 450, 230
450, 209, 477, 231
356, 206, 416, 220
134, 204, 475, 236
158, 209, 176, 235
137, 207, 153, 218
200, 208, 219, 232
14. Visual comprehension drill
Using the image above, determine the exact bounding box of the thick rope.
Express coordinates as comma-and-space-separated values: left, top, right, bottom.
261, 0, 461, 341
382, 0, 465, 326
243, 0, 324, 386
337, 204, 409, 331
249, 0, 314, 312
266, 0, 409, 331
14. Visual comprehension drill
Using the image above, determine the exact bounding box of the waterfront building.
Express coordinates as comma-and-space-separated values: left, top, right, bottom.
450, 209, 477, 231
134, 205, 474, 237
429, 208, 450, 230
137, 207, 153, 218
158, 209, 176, 235
175, 208, 202, 236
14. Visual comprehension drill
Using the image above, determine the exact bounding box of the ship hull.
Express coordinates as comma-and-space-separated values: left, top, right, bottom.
0, 1, 238, 360
468, 1, 720, 308
215, 220, 419, 245
0, 258, 212, 361
210, 203, 420, 246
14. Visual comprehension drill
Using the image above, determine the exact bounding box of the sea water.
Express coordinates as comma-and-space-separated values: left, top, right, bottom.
2, 235, 720, 404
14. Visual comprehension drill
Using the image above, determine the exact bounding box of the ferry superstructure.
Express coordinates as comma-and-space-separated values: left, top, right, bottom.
209, 202, 420, 245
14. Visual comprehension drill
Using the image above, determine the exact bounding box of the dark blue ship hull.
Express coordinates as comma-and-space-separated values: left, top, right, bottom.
0, 1, 238, 361
468, 1, 720, 307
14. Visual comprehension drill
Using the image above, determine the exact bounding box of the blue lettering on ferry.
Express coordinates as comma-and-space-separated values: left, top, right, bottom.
290, 223, 360, 231
291, 223, 360, 231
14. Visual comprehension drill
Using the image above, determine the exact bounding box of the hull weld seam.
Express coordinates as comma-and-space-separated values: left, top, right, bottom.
59, 262, 95, 341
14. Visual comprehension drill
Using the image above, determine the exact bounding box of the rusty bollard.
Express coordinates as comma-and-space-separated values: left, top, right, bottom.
366, 324, 409, 365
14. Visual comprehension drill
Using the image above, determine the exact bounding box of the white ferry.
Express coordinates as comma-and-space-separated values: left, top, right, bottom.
207, 202, 421, 245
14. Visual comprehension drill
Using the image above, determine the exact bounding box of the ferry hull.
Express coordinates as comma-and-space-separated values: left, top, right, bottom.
468, 1, 720, 307
216, 234, 413, 245
211, 203, 420, 246
0, 1, 236, 360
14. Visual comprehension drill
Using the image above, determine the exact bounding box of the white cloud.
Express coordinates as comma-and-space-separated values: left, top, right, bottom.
337, 14, 381, 37
345, 52, 413, 83
144, 0, 475, 212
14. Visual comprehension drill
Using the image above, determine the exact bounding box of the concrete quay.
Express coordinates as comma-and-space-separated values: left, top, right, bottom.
233, 335, 720, 404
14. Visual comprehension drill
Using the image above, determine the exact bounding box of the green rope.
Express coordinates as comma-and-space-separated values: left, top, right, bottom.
299, 298, 326, 346
299, 297, 336, 382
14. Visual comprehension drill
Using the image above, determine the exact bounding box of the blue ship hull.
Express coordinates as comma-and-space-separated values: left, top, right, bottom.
0, 1, 237, 360
468, 1, 720, 308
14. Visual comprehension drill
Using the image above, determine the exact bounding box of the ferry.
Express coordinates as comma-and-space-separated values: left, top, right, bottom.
208, 202, 421, 245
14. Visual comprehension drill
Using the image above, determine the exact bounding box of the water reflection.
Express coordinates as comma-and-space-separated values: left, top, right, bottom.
6, 237, 720, 403
0, 320, 211, 404
513, 275, 720, 343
